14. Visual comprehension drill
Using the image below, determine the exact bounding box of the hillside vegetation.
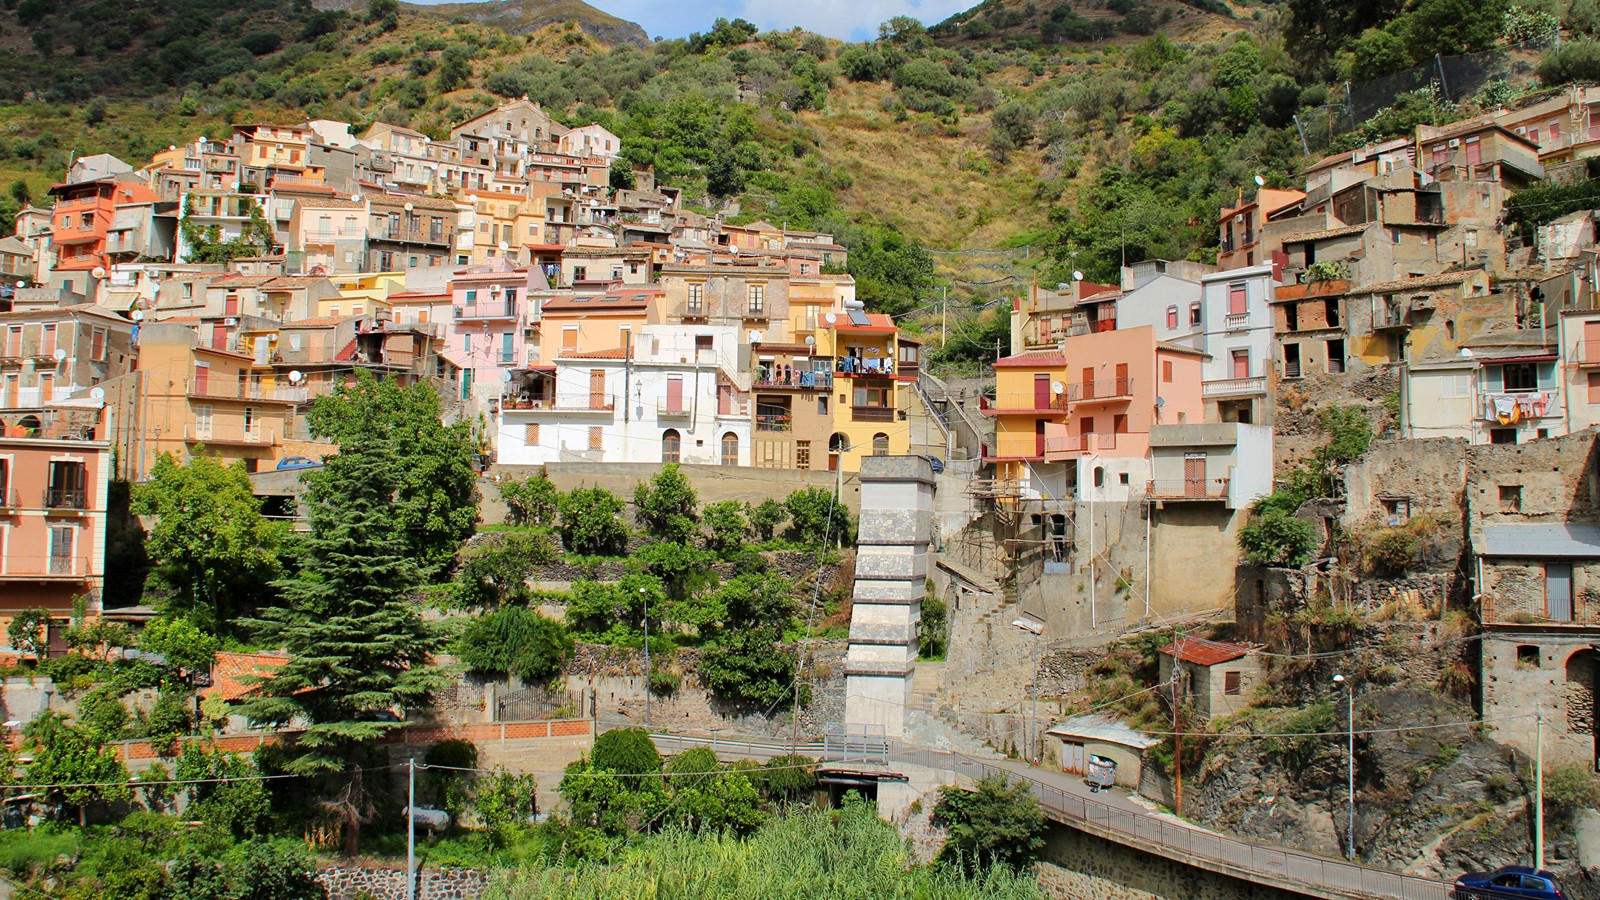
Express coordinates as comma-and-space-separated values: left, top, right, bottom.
0, 0, 1555, 363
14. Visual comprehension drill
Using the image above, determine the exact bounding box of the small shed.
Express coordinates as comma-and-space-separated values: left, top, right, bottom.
1045, 715, 1159, 789
1157, 638, 1264, 721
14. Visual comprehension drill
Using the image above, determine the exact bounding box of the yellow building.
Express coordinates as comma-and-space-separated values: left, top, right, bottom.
816, 312, 919, 471
467, 190, 545, 265
327, 272, 407, 319
983, 350, 1070, 484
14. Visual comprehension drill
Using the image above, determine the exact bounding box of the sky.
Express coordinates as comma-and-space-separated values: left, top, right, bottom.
443, 0, 976, 43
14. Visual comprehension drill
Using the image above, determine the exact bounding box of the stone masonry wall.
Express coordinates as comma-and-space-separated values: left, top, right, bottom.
316, 864, 488, 900
1036, 823, 1308, 900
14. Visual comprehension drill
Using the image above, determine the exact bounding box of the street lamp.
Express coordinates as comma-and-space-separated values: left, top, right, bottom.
1333, 674, 1354, 859
639, 586, 652, 727
1013, 615, 1044, 764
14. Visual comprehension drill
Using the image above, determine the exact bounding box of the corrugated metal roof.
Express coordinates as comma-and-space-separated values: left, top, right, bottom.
1045, 714, 1160, 749
1482, 524, 1600, 558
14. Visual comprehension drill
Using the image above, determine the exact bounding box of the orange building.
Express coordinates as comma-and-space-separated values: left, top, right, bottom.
46, 177, 162, 277
985, 325, 1206, 501
0, 409, 111, 626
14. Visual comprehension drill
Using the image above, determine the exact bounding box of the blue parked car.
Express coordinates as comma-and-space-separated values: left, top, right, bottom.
276, 456, 321, 471
1454, 866, 1568, 899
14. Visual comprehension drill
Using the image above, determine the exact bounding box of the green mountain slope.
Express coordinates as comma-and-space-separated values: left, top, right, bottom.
313, 0, 650, 44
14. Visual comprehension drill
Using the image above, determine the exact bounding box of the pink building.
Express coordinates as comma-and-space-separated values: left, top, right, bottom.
0, 410, 110, 632
443, 260, 545, 415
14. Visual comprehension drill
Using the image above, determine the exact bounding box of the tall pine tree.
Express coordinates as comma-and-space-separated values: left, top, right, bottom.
241, 431, 442, 854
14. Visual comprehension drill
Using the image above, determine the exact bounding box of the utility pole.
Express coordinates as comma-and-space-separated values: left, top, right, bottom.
941, 285, 947, 347
1334, 674, 1354, 859
406, 757, 416, 900
1536, 712, 1545, 872
1173, 666, 1183, 817
639, 586, 652, 727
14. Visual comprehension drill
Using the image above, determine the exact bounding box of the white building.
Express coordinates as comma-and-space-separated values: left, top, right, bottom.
560, 124, 622, 160
495, 324, 753, 466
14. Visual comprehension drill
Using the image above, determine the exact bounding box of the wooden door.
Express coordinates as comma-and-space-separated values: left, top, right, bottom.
666, 376, 684, 413
1184, 452, 1207, 499
1080, 367, 1094, 400
1035, 419, 1046, 457
589, 369, 605, 409
1114, 363, 1129, 395
1034, 374, 1051, 410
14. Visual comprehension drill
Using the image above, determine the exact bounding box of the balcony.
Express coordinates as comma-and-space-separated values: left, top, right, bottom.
1147, 478, 1231, 501
455, 301, 519, 321
754, 371, 832, 391
513, 396, 617, 416
836, 358, 897, 378
715, 399, 750, 418
377, 223, 450, 247
187, 381, 308, 404
44, 487, 89, 511
657, 399, 693, 419
851, 405, 896, 423
1203, 376, 1267, 399
0, 555, 94, 581
981, 392, 1067, 414
1481, 391, 1556, 422
184, 424, 277, 446
1575, 340, 1600, 368
1044, 433, 1118, 459
1066, 378, 1134, 404
756, 413, 792, 432
1224, 312, 1251, 331
0, 489, 18, 512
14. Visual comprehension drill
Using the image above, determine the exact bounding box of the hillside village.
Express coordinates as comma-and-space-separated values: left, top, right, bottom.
15, 19, 1600, 898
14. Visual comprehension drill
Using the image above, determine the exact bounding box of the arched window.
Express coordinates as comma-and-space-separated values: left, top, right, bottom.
721, 432, 739, 466
872, 433, 889, 457
828, 433, 850, 453
661, 429, 681, 464
1093, 466, 1105, 488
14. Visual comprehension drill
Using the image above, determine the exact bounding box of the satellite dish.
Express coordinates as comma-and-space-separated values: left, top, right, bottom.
500, 369, 514, 383
1155, 396, 1166, 408
230, 181, 240, 191
498, 241, 509, 251
90, 387, 105, 401
168, 145, 176, 151
804, 335, 815, 346
825, 312, 837, 324
91, 266, 106, 279
1459, 348, 1473, 358
1051, 381, 1065, 395
131, 310, 145, 322
53, 348, 67, 362
17, 281, 26, 288
288, 370, 304, 384
1254, 174, 1266, 187
748, 330, 763, 342
1072, 271, 1084, 281
404, 202, 414, 211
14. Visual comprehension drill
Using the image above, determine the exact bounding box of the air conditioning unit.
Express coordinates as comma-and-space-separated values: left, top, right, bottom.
1233, 214, 1245, 224
1448, 139, 1460, 148
225, 317, 238, 326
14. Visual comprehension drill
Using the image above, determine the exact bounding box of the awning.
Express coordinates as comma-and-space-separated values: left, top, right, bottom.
1482, 524, 1600, 558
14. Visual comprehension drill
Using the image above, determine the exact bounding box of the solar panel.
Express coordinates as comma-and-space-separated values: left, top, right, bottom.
847, 308, 871, 327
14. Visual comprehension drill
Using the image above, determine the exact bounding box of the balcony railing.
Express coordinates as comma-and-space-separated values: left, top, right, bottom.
1481, 391, 1556, 421
657, 399, 693, 418
510, 396, 616, 415
187, 381, 308, 403
716, 400, 750, 418
1224, 312, 1251, 331
1202, 377, 1267, 398
836, 358, 897, 377
455, 302, 519, 320
184, 424, 277, 446
756, 414, 792, 432
1147, 478, 1231, 501
1066, 378, 1133, 403
1575, 340, 1600, 367
0, 489, 19, 510
0, 555, 93, 580
44, 487, 89, 510
851, 405, 896, 423
754, 371, 832, 391
981, 392, 1067, 413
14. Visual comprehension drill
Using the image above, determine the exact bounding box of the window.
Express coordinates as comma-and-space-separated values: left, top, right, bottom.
1166, 306, 1178, 328
1490, 428, 1517, 445
1326, 339, 1345, 374
46, 461, 88, 510
524, 423, 540, 445
1517, 645, 1541, 668
1163, 360, 1173, 383
48, 525, 76, 575
1547, 562, 1575, 622
562, 327, 578, 352
1119, 472, 1130, 485
1381, 496, 1411, 525
1501, 363, 1538, 392
818, 396, 828, 415
1228, 284, 1247, 315
721, 432, 738, 466
796, 440, 811, 470
872, 433, 889, 456
464, 334, 473, 355
588, 426, 603, 451
573, 266, 587, 281
1284, 344, 1302, 379
748, 284, 765, 314
1093, 466, 1105, 488
662, 429, 681, 463
1189, 302, 1202, 325
1324, 299, 1340, 328
1231, 349, 1250, 379
1223, 671, 1242, 695
501, 332, 514, 363
1499, 484, 1523, 512
0, 458, 8, 501
243, 406, 256, 437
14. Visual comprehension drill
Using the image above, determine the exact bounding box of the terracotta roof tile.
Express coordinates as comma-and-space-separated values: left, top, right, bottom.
1279, 223, 1369, 244
1158, 638, 1256, 667
1354, 271, 1479, 294
203, 652, 290, 702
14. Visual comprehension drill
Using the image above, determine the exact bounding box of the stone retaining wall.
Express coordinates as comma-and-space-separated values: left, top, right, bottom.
316, 864, 489, 900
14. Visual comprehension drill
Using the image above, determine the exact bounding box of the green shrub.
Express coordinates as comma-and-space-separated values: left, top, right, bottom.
1238, 509, 1316, 567
590, 727, 663, 779
1537, 40, 1600, 84
424, 739, 479, 817
558, 487, 628, 556
1261, 702, 1337, 771
932, 773, 1047, 871
454, 607, 572, 683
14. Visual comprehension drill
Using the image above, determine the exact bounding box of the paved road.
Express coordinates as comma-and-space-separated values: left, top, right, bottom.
647, 730, 1455, 900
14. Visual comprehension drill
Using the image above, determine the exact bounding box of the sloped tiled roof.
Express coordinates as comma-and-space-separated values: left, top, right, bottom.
994, 350, 1068, 368
1279, 223, 1369, 244
203, 652, 290, 702
1354, 271, 1478, 294
1160, 637, 1256, 667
